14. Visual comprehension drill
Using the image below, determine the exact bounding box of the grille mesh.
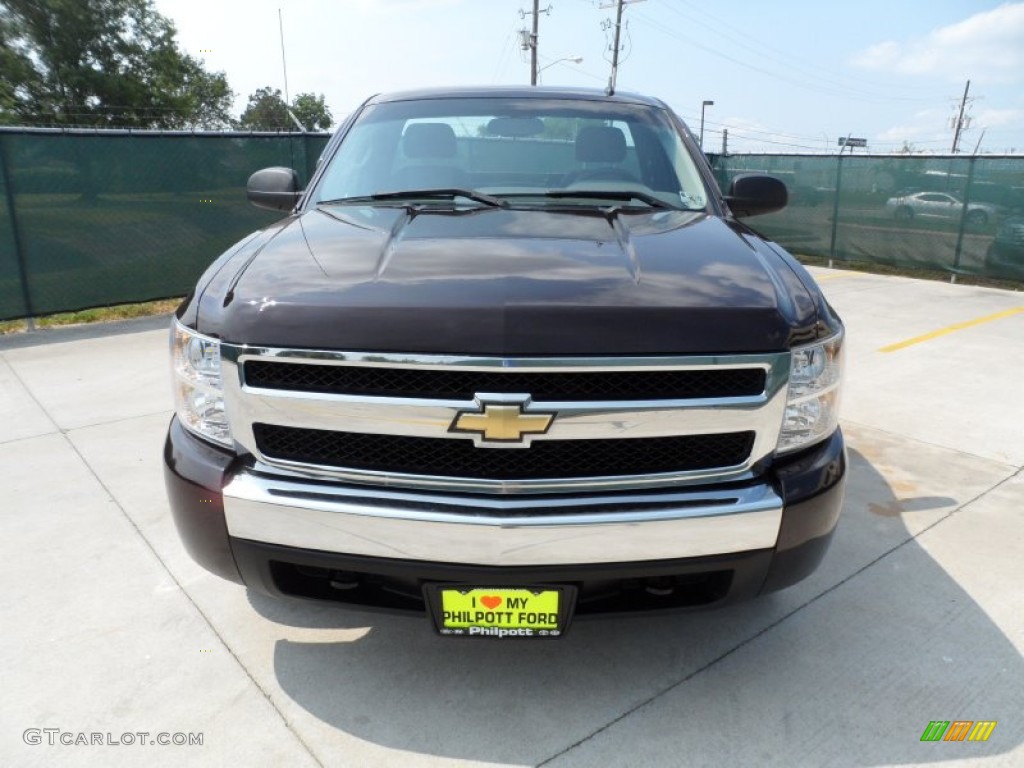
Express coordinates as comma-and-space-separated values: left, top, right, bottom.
244, 361, 765, 401
253, 423, 755, 480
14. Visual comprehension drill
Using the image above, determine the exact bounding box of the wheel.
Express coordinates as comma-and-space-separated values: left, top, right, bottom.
965, 209, 988, 226
894, 206, 913, 221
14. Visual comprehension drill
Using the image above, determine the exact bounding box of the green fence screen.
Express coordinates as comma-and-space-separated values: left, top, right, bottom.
1, 130, 1022, 321
710, 153, 1024, 280
0, 129, 329, 321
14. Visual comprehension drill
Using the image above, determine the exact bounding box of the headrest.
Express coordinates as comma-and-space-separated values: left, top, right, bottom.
575, 126, 627, 162
402, 123, 457, 159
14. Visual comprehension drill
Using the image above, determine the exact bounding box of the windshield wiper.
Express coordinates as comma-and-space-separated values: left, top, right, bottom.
538, 189, 674, 209
319, 189, 507, 208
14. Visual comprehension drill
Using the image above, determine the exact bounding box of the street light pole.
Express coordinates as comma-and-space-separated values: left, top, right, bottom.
536, 56, 583, 83
700, 100, 714, 149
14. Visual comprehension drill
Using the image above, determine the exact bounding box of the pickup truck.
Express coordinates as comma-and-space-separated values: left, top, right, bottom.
164, 86, 846, 638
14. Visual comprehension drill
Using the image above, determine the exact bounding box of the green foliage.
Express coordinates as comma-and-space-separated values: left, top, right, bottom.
541, 117, 580, 141
171, 56, 234, 130
236, 87, 291, 131
290, 92, 332, 131
236, 88, 333, 132
0, 0, 233, 128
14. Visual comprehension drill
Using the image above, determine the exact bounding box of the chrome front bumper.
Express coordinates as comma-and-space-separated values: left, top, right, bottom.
222, 470, 783, 567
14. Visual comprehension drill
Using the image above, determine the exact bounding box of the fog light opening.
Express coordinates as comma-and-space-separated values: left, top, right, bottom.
329, 570, 360, 590
644, 576, 676, 596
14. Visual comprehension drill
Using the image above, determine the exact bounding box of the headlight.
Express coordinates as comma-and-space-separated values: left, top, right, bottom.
777, 331, 843, 454
171, 320, 232, 447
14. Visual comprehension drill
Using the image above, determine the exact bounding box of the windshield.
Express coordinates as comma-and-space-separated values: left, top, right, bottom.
310, 97, 709, 211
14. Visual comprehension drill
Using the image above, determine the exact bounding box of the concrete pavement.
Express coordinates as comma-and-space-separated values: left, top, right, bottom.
1, 270, 1022, 767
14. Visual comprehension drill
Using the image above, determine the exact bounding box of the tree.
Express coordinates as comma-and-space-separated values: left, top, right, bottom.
291, 92, 332, 131
236, 87, 333, 132
540, 117, 579, 141
167, 55, 234, 130
236, 87, 291, 131
0, 0, 233, 129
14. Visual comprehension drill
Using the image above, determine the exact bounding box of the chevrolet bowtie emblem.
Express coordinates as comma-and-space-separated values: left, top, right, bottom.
450, 398, 554, 445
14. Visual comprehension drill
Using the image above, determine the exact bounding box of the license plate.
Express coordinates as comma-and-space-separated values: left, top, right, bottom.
425, 586, 575, 638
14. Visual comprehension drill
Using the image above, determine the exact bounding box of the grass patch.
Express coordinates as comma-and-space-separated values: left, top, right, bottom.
0, 297, 182, 335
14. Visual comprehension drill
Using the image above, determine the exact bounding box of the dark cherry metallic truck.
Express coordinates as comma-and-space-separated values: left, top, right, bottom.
165, 87, 845, 638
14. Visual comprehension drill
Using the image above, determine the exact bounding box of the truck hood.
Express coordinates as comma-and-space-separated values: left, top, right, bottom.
198, 205, 819, 355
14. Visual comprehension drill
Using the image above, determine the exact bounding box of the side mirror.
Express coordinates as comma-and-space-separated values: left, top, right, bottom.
724, 174, 787, 218
246, 167, 302, 212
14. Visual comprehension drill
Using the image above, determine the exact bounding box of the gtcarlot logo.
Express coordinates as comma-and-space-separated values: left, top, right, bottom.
920, 721, 997, 742
23, 729, 203, 747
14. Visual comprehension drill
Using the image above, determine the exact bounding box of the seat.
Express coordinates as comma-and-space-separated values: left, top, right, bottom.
562, 126, 639, 186
392, 123, 468, 189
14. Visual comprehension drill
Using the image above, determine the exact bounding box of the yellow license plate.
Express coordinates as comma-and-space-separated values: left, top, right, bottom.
436, 587, 566, 638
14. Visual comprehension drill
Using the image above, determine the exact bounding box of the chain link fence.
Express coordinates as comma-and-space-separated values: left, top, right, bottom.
0, 128, 330, 321
709, 153, 1024, 281
1, 132, 1022, 322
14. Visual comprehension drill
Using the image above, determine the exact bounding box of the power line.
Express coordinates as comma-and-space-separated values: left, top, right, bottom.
654, 0, 946, 102
491, 15, 523, 82
630, 9, 943, 105
677, 108, 990, 155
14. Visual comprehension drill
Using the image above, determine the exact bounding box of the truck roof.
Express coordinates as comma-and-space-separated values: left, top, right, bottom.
365, 85, 667, 109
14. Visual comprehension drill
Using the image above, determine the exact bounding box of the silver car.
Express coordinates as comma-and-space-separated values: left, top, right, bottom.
885, 191, 1001, 225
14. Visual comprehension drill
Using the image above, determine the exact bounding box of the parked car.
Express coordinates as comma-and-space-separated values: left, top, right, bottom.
164, 86, 846, 638
985, 213, 1024, 278
885, 191, 1001, 225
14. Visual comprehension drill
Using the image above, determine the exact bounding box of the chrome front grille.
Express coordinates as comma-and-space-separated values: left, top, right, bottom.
220, 347, 791, 494
252, 424, 756, 480
242, 360, 767, 401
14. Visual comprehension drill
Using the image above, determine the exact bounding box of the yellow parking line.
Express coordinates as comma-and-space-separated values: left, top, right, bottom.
880, 307, 1024, 353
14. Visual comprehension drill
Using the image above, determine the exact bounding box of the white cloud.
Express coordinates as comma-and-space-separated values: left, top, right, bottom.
852, 2, 1024, 83
874, 108, 948, 143
973, 107, 1024, 128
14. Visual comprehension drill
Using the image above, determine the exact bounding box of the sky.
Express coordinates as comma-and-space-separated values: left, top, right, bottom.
152, 0, 1024, 154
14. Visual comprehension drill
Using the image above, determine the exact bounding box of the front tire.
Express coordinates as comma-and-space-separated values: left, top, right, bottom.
966, 209, 988, 226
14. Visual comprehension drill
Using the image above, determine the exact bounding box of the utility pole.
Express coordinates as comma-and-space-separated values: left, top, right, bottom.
951, 79, 970, 154
721, 128, 728, 156
520, 2, 552, 86
972, 128, 986, 155
278, 8, 290, 106
599, 0, 644, 94
531, 0, 540, 86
